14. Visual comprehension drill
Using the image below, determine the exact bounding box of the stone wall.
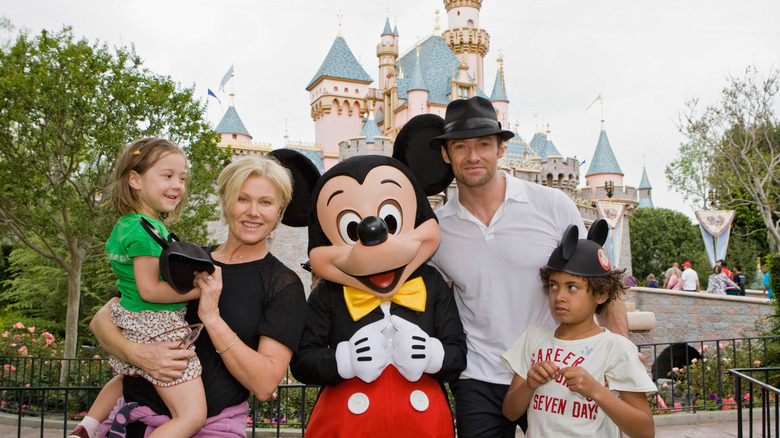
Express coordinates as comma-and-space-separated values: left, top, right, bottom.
626, 287, 774, 344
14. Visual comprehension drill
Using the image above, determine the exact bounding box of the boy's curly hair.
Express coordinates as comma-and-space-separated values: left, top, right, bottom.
539, 267, 627, 314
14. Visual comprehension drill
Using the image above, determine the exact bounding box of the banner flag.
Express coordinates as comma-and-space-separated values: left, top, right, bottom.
219, 65, 233, 92
596, 201, 626, 268
695, 210, 735, 268
207, 88, 221, 105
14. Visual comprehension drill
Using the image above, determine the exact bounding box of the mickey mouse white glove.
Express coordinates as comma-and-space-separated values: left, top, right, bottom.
335, 319, 388, 383
390, 315, 445, 382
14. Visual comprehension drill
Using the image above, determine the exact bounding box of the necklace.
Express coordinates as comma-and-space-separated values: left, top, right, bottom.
555, 325, 601, 341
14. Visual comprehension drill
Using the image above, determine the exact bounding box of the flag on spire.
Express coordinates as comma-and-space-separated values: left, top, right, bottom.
207, 88, 221, 105
586, 93, 602, 110
219, 65, 233, 92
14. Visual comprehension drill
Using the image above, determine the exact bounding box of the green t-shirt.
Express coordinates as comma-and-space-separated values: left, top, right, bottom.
106, 213, 187, 312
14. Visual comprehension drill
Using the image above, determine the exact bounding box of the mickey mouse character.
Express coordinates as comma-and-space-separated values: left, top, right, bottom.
279, 121, 466, 437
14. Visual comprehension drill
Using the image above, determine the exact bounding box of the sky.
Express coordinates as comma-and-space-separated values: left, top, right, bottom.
3, 0, 780, 220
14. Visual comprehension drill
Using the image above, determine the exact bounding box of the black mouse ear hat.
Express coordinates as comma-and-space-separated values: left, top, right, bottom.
267, 149, 321, 228
140, 217, 215, 294
545, 218, 611, 277
392, 113, 453, 196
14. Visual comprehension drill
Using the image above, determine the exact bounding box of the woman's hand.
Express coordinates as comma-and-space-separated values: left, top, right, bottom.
196, 266, 223, 325
131, 341, 195, 382
90, 297, 195, 382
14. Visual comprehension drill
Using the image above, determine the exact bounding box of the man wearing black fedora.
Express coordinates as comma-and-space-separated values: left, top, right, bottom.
424, 96, 628, 437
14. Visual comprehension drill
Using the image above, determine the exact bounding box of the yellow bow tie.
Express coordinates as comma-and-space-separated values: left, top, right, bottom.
343, 276, 427, 321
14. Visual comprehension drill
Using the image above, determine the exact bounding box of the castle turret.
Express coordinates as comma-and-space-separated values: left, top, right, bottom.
215, 95, 252, 144
584, 126, 624, 191
307, 30, 373, 170
637, 166, 654, 208
490, 56, 509, 130
407, 47, 429, 117
441, 0, 489, 90
377, 18, 398, 93
339, 110, 392, 160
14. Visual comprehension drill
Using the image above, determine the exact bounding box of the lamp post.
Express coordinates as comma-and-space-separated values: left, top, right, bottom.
605, 180, 615, 199
708, 188, 717, 209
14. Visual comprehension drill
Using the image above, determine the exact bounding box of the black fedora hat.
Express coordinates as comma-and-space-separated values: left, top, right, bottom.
140, 217, 215, 294
546, 219, 611, 277
430, 96, 514, 148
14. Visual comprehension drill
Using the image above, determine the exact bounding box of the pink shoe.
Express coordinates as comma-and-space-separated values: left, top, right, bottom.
68, 425, 90, 438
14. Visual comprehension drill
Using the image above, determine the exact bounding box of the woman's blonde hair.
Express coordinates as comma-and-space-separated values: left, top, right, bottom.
110, 137, 188, 222
217, 155, 293, 229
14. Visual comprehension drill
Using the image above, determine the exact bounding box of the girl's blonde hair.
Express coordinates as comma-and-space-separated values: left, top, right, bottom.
217, 155, 293, 229
110, 137, 188, 222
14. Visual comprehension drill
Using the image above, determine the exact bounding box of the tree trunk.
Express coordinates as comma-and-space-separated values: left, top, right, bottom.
59, 249, 83, 386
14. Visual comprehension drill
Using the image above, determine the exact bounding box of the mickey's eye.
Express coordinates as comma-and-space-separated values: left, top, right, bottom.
337, 211, 361, 245
378, 201, 402, 235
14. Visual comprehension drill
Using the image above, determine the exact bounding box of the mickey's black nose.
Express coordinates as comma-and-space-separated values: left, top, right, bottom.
357, 216, 388, 247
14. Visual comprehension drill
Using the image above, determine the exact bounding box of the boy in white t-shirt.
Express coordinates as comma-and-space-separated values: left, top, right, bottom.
501, 219, 656, 437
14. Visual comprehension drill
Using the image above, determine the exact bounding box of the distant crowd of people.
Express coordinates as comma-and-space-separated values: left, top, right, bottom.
642, 259, 762, 297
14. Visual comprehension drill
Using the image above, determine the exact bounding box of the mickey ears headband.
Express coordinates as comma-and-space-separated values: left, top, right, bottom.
548, 218, 611, 276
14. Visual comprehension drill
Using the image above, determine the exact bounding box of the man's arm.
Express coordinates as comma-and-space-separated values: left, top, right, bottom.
90, 297, 194, 382
596, 298, 628, 337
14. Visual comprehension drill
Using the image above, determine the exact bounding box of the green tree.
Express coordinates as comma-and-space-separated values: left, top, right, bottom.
665, 134, 712, 211
0, 16, 14, 52
679, 66, 780, 251
0, 26, 226, 364
629, 208, 709, 284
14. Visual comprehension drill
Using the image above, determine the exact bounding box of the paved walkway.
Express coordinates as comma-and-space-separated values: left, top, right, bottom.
0, 422, 762, 438
0, 410, 769, 437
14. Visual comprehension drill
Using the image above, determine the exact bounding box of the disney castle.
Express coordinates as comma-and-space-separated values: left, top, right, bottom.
210, 0, 654, 277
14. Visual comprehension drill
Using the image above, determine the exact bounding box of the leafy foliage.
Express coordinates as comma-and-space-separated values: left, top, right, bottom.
629, 208, 709, 285
675, 66, 780, 251
0, 26, 227, 361
665, 135, 712, 211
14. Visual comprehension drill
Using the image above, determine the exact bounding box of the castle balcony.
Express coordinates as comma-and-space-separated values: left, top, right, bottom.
441, 28, 490, 56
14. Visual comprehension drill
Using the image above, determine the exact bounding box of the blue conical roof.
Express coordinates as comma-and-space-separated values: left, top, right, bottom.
638, 197, 655, 208
307, 35, 373, 89
505, 135, 534, 160
382, 18, 393, 36
408, 51, 428, 92
490, 69, 508, 102
360, 117, 382, 142
585, 129, 623, 176
396, 35, 488, 105
639, 166, 652, 189
529, 132, 562, 163
215, 105, 251, 138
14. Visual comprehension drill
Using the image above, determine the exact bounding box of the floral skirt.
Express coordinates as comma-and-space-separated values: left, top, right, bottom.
109, 302, 202, 387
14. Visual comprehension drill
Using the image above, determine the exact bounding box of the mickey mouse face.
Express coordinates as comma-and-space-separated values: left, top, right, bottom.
309, 164, 440, 298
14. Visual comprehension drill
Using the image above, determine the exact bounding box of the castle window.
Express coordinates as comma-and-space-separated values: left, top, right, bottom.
334, 86, 338, 92
467, 19, 474, 27
458, 86, 469, 99
232, 134, 237, 140
355, 89, 359, 94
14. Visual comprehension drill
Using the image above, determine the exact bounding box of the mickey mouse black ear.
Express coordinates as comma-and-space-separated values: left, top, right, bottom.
560, 224, 580, 261
392, 114, 453, 196
587, 218, 609, 247
267, 149, 321, 228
